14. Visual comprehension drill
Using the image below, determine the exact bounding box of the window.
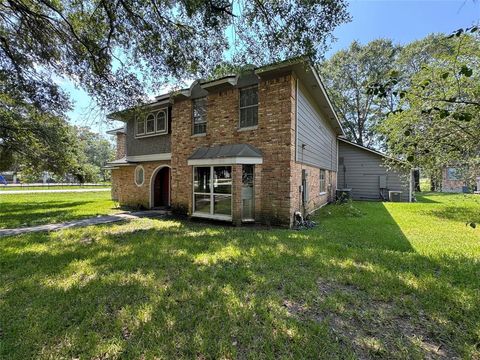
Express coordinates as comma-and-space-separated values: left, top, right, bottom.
135, 165, 144, 186
146, 113, 155, 134
447, 167, 461, 180
239, 86, 258, 128
135, 109, 168, 137
193, 166, 232, 217
136, 118, 145, 136
319, 169, 326, 193
192, 97, 207, 135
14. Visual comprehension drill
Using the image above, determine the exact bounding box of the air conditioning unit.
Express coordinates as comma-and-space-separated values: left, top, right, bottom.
389, 191, 402, 202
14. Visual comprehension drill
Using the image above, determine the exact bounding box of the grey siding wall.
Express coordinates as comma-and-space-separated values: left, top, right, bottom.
125, 115, 171, 157
296, 82, 337, 171
338, 141, 411, 202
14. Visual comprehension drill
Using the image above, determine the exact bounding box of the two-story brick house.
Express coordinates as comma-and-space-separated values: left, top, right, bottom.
105, 59, 344, 227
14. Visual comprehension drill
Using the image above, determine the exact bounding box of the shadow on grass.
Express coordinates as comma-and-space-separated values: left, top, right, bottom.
0, 203, 478, 359
0, 200, 115, 229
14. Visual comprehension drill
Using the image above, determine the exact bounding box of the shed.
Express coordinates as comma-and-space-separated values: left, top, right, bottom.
337, 138, 412, 202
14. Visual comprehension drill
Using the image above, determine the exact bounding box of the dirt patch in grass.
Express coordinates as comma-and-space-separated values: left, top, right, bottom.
283, 279, 457, 359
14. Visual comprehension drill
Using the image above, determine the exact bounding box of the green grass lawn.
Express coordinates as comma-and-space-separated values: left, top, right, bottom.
1, 193, 479, 359
0, 185, 110, 191
0, 191, 119, 229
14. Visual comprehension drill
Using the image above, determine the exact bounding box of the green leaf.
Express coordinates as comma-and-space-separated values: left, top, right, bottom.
460, 65, 473, 77
404, 130, 411, 136
441, 72, 449, 80
407, 155, 414, 162
453, 112, 473, 122
438, 109, 449, 119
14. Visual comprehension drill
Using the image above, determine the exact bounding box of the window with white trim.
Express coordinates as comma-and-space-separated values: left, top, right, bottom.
156, 110, 167, 134
146, 113, 155, 134
135, 109, 168, 137
135, 165, 144, 186
319, 169, 326, 193
136, 118, 145, 136
193, 166, 232, 217
192, 97, 207, 135
239, 86, 258, 128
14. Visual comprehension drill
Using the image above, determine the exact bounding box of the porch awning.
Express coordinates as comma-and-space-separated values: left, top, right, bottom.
187, 144, 263, 165
103, 157, 137, 169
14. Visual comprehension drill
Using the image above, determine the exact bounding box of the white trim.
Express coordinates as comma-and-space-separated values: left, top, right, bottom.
126, 153, 172, 162
149, 165, 171, 209
295, 77, 299, 162
134, 165, 145, 187
336, 139, 339, 176
192, 212, 232, 221
135, 108, 169, 138
237, 125, 258, 132
202, 76, 237, 89
191, 133, 206, 138
192, 166, 233, 218
188, 157, 262, 166
239, 85, 259, 129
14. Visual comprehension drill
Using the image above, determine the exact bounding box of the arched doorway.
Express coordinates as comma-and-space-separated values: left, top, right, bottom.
151, 166, 170, 208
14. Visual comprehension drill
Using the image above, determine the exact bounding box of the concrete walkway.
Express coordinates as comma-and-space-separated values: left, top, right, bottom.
0, 210, 170, 237
0, 188, 111, 194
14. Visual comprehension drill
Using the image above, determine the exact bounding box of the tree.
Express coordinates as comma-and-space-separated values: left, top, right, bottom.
377, 30, 480, 190
74, 127, 115, 182
319, 39, 401, 147
0, 77, 80, 175
1, 0, 349, 171
1, 0, 350, 113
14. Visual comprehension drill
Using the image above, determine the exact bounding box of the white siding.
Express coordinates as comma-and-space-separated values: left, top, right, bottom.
296, 82, 337, 171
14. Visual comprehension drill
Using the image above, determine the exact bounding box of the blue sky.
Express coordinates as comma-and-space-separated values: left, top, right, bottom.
65, 0, 480, 135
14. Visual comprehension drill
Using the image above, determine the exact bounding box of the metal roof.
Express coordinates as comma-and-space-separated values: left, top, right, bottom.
188, 144, 262, 160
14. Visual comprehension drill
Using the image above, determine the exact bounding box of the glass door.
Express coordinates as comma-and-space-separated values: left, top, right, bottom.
242, 165, 255, 221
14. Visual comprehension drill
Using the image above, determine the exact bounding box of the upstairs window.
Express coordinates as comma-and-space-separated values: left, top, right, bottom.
239, 85, 258, 128
320, 169, 326, 193
192, 97, 207, 135
146, 113, 155, 134
156, 110, 167, 134
136, 118, 145, 136
135, 109, 168, 137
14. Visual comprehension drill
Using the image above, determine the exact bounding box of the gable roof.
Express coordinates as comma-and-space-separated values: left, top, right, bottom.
338, 137, 402, 162
107, 58, 344, 136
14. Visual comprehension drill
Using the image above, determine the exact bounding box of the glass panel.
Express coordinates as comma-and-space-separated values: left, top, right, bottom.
156, 111, 166, 132
146, 113, 155, 133
194, 194, 210, 213
242, 165, 254, 219
240, 87, 258, 107
194, 167, 210, 193
242, 165, 254, 186
135, 167, 144, 185
193, 123, 206, 134
213, 166, 232, 194
136, 119, 145, 135
214, 195, 231, 216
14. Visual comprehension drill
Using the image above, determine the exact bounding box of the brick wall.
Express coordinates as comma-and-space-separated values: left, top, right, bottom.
290, 163, 336, 218
116, 133, 127, 159
171, 74, 296, 226
111, 161, 170, 208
